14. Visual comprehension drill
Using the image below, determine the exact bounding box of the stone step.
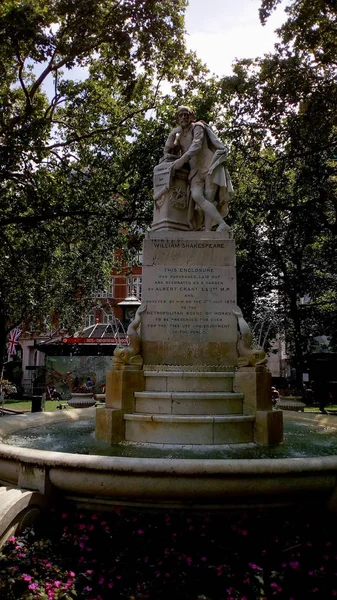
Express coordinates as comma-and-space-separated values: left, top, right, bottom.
134, 391, 244, 415
124, 413, 254, 445
143, 371, 235, 393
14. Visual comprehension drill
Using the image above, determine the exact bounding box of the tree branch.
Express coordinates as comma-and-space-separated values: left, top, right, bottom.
0, 208, 113, 228
15, 47, 31, 114
45, 104, 155, 150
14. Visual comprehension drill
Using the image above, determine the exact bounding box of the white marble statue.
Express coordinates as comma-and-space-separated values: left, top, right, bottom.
162, 106, 234, 231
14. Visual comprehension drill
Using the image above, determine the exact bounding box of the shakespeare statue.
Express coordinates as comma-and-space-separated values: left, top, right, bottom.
152, 106, 233, 232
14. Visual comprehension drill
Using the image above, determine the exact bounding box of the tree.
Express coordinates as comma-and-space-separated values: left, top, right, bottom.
214, 0, 337, 380
0, 0, 197, 369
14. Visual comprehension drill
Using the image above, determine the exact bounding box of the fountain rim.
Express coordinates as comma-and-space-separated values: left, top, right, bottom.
0, 408, 337, 474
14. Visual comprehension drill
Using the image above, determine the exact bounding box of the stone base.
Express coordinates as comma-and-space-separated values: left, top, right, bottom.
97, 368, 145, 443
105, 369, 145, 411
125, 414, 254, 445
234, 365, 273, 413
254, 410, 283, 446
97, 367, 283, 447
95, 408, 125, 444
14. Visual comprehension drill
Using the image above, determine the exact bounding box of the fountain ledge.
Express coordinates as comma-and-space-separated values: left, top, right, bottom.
0, 409, 337, 517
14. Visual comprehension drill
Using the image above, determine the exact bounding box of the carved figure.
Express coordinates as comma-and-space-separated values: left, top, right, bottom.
112, 304, 146, 369
233, 307, 267, 367
163, 106, 234, 231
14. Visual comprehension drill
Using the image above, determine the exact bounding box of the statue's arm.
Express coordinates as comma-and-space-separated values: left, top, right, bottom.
172, 124, 204, 169
163, 126, 182, 158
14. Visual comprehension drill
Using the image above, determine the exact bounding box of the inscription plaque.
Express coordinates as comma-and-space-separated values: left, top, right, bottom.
141, 232, 238, 366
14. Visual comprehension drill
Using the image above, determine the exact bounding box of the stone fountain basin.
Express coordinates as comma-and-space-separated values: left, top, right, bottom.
1, 408, 337, 512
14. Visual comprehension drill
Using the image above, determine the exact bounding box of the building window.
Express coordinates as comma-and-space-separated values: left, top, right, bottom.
92, 276, 114, 298
85, 312, 96, 328
103, 311, 116, 324
137, 250, 143, 265
127, 276, 142, 300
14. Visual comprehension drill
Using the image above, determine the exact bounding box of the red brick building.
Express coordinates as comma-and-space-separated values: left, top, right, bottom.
84, 252, 142, 329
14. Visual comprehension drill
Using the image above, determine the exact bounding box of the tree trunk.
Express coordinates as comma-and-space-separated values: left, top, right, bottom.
289, 292, 304, 388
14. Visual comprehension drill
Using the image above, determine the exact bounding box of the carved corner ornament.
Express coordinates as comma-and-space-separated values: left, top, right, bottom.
233, 307, 267, 368
112, 304, 147, 371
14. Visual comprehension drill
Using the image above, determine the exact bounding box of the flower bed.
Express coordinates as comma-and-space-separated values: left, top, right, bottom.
0, 505, 337, 599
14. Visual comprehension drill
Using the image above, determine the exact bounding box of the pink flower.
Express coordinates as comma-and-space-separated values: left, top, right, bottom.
86, 570, 93, 575
61, 513, 68, 518
69, 571, 76, 577
54, 581, 61, 588
248, 563, 262, 571
22, 574, 32, 582
271, 582, 282, 592
91, 514, 98, 520
137, 529, 144, 534
28, 583, 39, 590
8, 536, 16, 542
85, 586, 92, 591
289, 561, 300, 570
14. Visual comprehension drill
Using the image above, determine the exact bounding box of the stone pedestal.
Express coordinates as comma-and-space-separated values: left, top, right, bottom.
141, 230, 237, 368
105, 369, 145, 411
95, 369, 145, 443
254, 410, 283, 446
234, 365, 272, 414
96, 229, 283, 447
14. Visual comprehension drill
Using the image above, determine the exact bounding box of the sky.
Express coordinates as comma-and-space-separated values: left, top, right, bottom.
39, 0, 288, 100
184, 0, 287, 76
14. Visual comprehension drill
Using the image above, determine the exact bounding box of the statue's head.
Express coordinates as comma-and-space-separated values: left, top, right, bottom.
175, 105, 196, 124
